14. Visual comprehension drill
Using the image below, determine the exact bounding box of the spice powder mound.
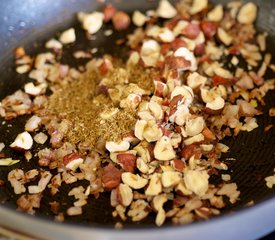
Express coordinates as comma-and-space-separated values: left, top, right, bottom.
46, 64, 153, 147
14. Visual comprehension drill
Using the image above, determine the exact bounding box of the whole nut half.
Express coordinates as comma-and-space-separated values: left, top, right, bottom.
183, 133, 205, 145
170, 133, 182, 148
206, 96, 225, 110
78, 12, 104, 34
149, 100, 163, 120
217, 28, 232, 46
134, 119, 147, 140
159, 28, 175, 43
184, 169, 209, 197
59, 28, 76, 44
134, 143, 151, 163
185, 117, 205, 137
140, 40, 160, 67
170, 86, 194, 105
24, 82, 47, 96
189, 0, 208, 15
117, 183, 133, 207
176, 180, 192, 196
161, 171, 182, 188
25, 115, 42, 132
63, 153, 84, 171
169, 104, 190, 126
143, 121, 163, 142
121, 172, 148, 189
152, 194, 167, 212
154, 136, 176, 161
132, 11, 147, 27
145, 173, 162, 196
152, 194, 168, 226
174, 47, 197, 71
237, 2, 257, 25
207, 5, 224, 22
156, 0, 177, 19
136, 157, 149, 174
10, 131, 33, 151
105, 141, 130, 152
187, 72, 207, 89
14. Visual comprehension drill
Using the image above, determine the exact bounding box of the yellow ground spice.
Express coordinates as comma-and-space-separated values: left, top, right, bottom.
46, 63, 154, 147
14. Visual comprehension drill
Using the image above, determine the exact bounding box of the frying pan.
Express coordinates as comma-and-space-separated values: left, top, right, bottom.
0, 0, 274, 239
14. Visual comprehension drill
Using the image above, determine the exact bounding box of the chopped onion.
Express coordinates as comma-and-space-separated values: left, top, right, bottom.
0, 158, 20, 166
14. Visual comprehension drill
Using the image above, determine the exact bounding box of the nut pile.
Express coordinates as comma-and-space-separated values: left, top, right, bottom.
0, 0, 275, 227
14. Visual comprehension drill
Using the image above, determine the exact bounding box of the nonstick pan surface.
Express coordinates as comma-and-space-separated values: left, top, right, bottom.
0, 0, 274, 234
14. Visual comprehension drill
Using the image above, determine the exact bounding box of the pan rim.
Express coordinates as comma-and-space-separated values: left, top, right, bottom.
0, 196, 274, 240
0, 195, 274, 230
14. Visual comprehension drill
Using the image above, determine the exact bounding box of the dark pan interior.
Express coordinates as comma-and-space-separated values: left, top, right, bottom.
0, 0, 274, 228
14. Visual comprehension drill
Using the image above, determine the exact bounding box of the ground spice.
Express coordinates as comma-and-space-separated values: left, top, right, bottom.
127, 65, 155, 93
46, 63, 154, 147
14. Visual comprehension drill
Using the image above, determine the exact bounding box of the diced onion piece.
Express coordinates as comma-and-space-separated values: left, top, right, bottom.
0, 158, 20, 166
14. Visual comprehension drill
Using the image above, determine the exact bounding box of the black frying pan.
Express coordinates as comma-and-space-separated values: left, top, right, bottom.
0, 0, 274, 237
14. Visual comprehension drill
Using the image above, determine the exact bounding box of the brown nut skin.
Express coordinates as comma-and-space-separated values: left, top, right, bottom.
170, 38, 187, 51
212, 75, 229, 86
202, 127, 216, 141
200, 20, 217, 39
14, 47, 26, 59
202, 107, 223, 115
160, 38, 187, 55
180, 144, 202, 160
0, 179, 5, 187
165, 56, 191, 72
169, 95, 184, 115
9, 146, 25, 152
173, 159, 186, 171
194, 43, 205, 56
154, 81, 166, 98
97, 84, 109, 95
181, 23, 200, 39
63, 153, 82, 166
102, 163, 122, 190
112, 11, 131, 31
117, 153, 137, 173
103, 4, 117, 22
158, 124, 172, 137
98, 58, 113, 75
165, 17, 182, 30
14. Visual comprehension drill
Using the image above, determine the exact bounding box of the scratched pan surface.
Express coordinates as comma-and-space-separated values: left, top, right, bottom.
0, 0, 274, 233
